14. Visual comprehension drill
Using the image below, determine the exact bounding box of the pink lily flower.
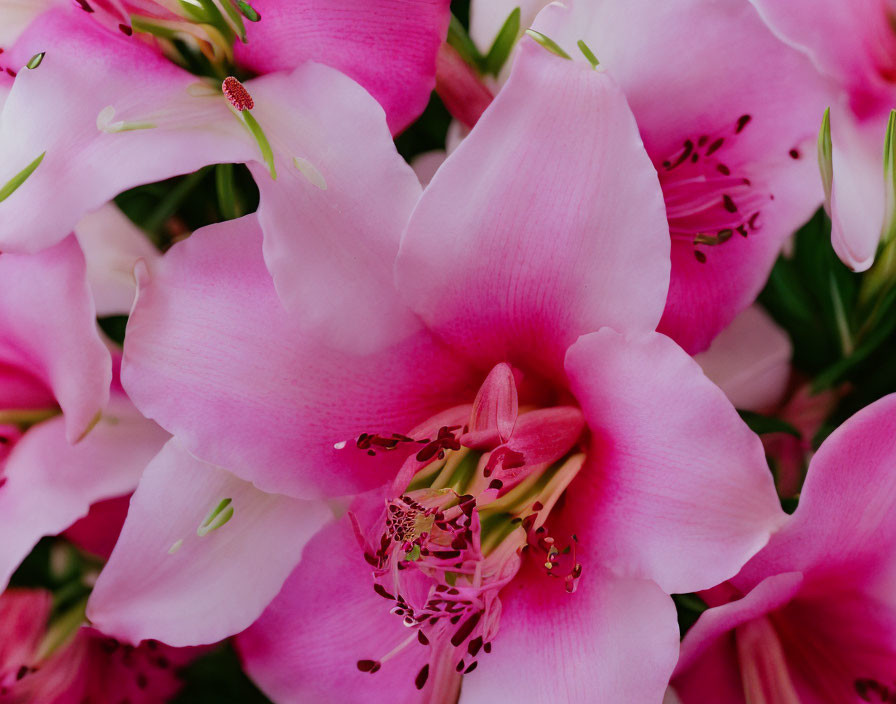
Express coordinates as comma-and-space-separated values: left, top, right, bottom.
0, 236, 168, 592
467, 0, 831, 352
88, 42, 785, 701
0, 7, 441, 340
672, 393, 896, 703
749, 0, 896, 270
0, 588, 199, 702
2, 0, 448, 135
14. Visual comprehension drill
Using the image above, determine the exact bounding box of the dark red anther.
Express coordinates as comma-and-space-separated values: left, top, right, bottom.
450, 611, 482, 647
357, 659, 379, 673
222, 76, 254, 111
415, 664, 430, 690
75, 0, 95, 12
705, 137, 724, 156
118, 23, 133, 36
735, 114, 752, 133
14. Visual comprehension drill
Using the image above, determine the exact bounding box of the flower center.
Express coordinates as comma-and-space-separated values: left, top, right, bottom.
348, 364, 586, 694
658, 114, 778, 264
73, 0, 261, 68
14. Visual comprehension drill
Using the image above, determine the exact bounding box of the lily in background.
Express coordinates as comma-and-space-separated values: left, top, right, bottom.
672, 393, 896, 703
0, 0, 448, 134
461, 0, 832, 353
0, 587, 198, 703
87, 39, 785, 703
749, 0, 896, 271
0, 236, 169, 594
0, 5, 446, 335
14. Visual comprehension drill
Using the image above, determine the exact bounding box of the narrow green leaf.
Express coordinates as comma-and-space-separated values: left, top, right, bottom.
829, 270, 854, 356
880, 110, 896, 247
524, 29, 571, 60
673, 593, 708, 614
817, 107, 833, 210
737, 410, 801, 438
447, 14, 484, 70
142, 166, 211, 234
0, 152, 46, 203
215, 163, 243, 220
577, 39, 599, 69
484, 7, 520, 75
198, 498, 235, 536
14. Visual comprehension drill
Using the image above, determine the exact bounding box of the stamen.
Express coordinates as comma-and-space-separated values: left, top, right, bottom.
197, 498, 234, 536
97, 106, 157, 133
352, 373, 588, 687
293, 157, 327, 190
659, 114, 771, 262
25, 53, 45, 70
222, 76, 253, 112
0, 152, 47, 204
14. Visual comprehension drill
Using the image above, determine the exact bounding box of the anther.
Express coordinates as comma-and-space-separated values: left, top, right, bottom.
222, 76, 254, 112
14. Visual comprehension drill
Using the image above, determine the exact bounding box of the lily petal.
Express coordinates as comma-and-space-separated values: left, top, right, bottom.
564, 329, 786, 594
87, 439, 331, 646
0, 235, 110, 441
396, 40, 669, 379
234, 0, 450, 135
460, 562, 679, 704
122, 214, 476, 499
738, 393, 896, 587
694, 305, 792, 412
0, 394, 168, 591
236, 517, 430, 703
0, 7, 254, 253
74, 203, 159, 316
243, 64, 424, 353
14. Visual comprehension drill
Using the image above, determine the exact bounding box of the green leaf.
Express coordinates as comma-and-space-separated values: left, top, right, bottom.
881, 109, 896, 247
448, 14, 485, 70
738, 410, 801, 438
817, 107, 833, 209
215, 163, 243, 220
484, 7, 520, 75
